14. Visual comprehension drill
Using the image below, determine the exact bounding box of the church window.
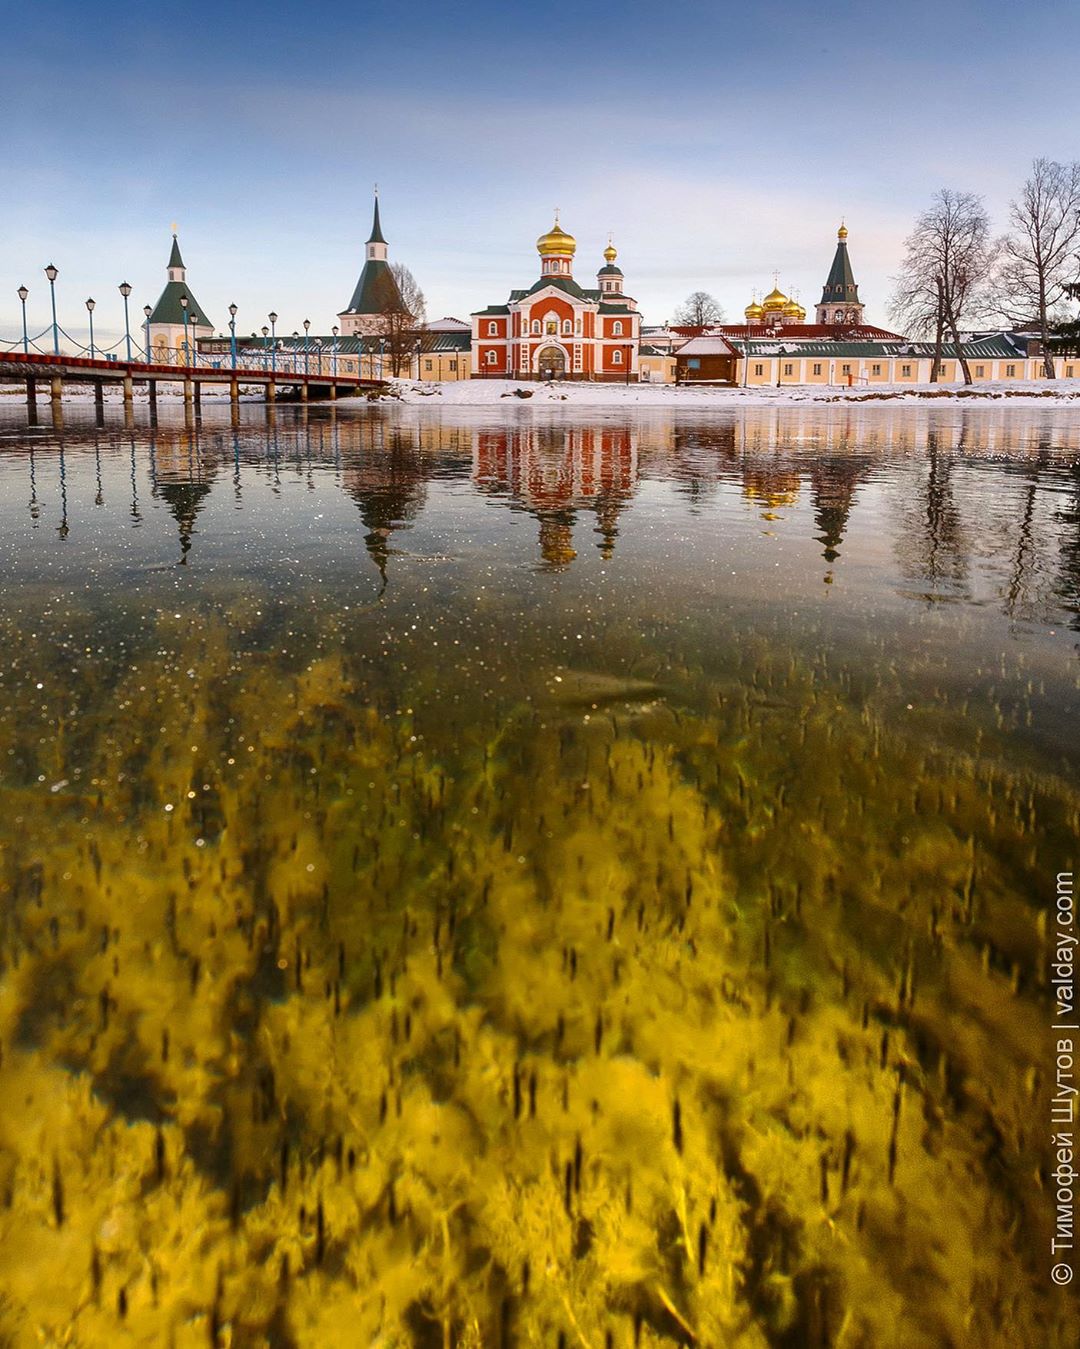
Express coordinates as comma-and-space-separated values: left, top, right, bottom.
783, 363, 793, 376
449, 360, 457, 371
872, 364, 881, 376
613, 349, 623, 364
1068, 365, 1075, 377
613, 321, 623, 336
754, 364, 763, 376
487, 321, 498, 336
834, 310, 843, 321
531, 320, 540, 335
563, 319, 572, 334
812, 363, 822, 375
841, 364, 851, 375
424, 359, 433, 372
901, 364, 911, 377
974, 364, 984, 377
485, 351, 497, 366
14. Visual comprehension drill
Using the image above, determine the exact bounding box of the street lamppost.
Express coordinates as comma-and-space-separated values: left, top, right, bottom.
303, 319, 310, 376
268, 312, 278, 373
292, 332, 299, 375
229, 302, 238, 368
143, 305, 152, 361
17, 286, 28, 355
119, 281, 133, 361
44, 264, 59, 356
180, 293, 190, 367
261, 326, 269, 372
86, 298, 96, 359
332, 325, 338, 378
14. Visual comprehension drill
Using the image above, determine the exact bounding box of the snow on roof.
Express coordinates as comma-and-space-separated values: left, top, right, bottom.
676, 335, 740, 357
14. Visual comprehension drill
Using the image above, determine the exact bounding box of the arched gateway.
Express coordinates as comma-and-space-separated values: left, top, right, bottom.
537, 345, 567, 379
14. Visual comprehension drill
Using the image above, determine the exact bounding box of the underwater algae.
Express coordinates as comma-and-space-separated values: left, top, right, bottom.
0, 601, 1075, 1348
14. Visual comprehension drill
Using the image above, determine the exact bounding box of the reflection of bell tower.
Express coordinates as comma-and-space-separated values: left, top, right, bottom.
340, 428, 428, 584
152, 433, 218, 564
810, 455, 871, 579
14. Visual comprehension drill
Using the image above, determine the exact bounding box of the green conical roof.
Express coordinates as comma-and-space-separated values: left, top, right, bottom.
343, 259, 403, 316
368, 196, 386, 245
819, 235, 860, 306
168, 234, 185, 269
148, 281, 212, 328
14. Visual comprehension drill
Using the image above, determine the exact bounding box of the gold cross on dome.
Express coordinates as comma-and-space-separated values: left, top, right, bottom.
171, 221, 178, 235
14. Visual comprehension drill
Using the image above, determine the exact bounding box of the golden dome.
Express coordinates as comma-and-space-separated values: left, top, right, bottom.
838, 221, 848, 240
744, 298, 765, 320
603, 241, 618, 263
537, 213, 576, 257
762, 285, 789, 312
782, 295, 803, 318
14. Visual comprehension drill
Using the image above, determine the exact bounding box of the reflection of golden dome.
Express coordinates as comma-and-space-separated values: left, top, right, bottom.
762, 285, 788, 312
744, 298, 765, 321
537, 214, 577, 257
603, 241, 617, 263
838, 222, 848, 240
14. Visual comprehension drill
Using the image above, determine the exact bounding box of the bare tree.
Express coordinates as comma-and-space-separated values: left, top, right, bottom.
378, 264, 427, 377
890, 190, 995, 385
994, 158, 1080, 377
674, 291, 725, 328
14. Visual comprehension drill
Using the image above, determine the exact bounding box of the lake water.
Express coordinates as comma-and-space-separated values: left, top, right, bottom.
0, 399, 1077, 1346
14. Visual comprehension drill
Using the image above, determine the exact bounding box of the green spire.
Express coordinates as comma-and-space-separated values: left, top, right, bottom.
367, 194, 386, 245
168, 234, 185, 270
819, 224, 859, 306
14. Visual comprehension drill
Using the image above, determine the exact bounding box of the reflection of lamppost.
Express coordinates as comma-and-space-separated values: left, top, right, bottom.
144, 305, 153, 361
268, 312, 278, 373
119, 281, 133, 360
229, 302, 238, 368
331, 325, 338, 377
180, 293, 190, 366
17, 286, 28, 354
45, 264, 59, 356
85, 297, 96, 359
303, 318, 310, 376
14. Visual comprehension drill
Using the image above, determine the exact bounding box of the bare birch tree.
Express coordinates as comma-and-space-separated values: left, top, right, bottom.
889, 190, 994, 385
674, 292, 725, 327
379, 264, 427, 377
994, 157, 1080, 377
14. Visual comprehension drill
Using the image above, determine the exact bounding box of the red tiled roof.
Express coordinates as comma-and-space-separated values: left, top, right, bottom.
717, 323, 904, 341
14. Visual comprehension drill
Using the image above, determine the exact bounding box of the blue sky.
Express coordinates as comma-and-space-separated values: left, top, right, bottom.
2, 0, 1078, 346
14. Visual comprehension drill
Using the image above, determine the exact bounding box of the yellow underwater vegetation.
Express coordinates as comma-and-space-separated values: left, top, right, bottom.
0, 609, 1075, 1347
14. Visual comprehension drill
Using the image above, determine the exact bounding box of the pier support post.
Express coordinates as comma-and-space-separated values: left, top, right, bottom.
267, 381, 277, 404
51, 377, 62, 405
193, 382, 201, 409
329, 383, 337, 402
301, 381, 309, 403
94, 380, 105, 411
123, 375, 134, 406
230, 377, 239, 407
183, 379, 194, 406
26, 376, 36, 407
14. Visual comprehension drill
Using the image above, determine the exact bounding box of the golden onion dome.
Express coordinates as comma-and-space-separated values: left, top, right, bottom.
782, 295, 803, 318
603, 241, 618, 263
537, 214, 576, 257
838, 221, 848, 241
744, 298, 765, 320
762, 286, 789, 312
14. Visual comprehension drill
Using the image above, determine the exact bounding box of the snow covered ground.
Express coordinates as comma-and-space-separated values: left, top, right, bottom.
371, 377, 1080, 409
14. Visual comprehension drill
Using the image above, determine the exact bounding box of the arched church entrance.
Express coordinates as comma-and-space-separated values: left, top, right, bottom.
537, 345, 567, 380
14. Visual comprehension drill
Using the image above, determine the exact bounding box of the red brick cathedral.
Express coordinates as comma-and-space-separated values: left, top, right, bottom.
471, 215, 642, 380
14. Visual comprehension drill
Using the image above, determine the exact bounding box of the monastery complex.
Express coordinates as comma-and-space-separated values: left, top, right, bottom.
154, 196, 1078, 389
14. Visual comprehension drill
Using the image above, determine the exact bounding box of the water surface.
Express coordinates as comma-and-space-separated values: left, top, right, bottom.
0, 400, 1078, 1346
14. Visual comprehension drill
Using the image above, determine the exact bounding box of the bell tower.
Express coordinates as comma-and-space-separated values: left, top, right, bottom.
816, 223, 864, 327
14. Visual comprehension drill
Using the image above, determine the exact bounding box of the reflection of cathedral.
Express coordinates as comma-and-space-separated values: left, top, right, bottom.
471, 216, 642, 381
472, 424, 637, 565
